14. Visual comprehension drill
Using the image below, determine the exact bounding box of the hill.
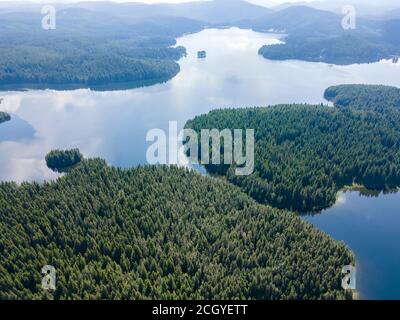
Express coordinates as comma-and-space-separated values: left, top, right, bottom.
73, 0, 273, 24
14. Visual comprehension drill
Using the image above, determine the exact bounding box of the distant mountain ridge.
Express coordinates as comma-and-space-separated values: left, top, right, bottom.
238, 5, 342, 34
274, 0, 400, 17
73, 0, 273, 24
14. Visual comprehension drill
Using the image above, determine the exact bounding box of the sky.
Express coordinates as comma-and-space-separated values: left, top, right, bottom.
0, 0, 394, 10
0, 0, 317, 6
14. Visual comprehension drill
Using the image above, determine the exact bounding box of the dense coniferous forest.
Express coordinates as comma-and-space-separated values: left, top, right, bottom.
258, 35, 395, 65
0, 34, 187, 90
0, 8, 200, 90
0, 47, 182, 90
185, 85, 400, 212
324, 84, 400, 111
0, 159, 353, 299
0, 111, 10, 124
255, 6, 400, 65
45, 149, 84, 173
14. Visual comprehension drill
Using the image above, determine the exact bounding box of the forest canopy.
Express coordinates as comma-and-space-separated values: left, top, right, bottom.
258, 34, 395, 65
185, 85, 400, 212
255, 6, 400, 65
0, 8, 201, 90
0, 159, 353, 300
324, 84, 400, 111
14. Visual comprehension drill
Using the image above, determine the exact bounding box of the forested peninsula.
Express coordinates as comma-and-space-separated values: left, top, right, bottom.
0, 9, 198, 90
0, 159, 353, 299
185, 85, 400, 212
255, 7, 400, 65
324, 84, 400, 110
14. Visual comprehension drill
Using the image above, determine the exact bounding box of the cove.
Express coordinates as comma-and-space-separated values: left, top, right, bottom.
305, 191, 400, 300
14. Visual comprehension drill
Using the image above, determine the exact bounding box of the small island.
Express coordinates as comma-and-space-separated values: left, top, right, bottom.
197, 50, 207, 59
0, 111, 10, 124
45, 149, 84, 173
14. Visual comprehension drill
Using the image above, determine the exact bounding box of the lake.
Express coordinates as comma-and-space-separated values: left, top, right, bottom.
305, 191, 400, 300
0, 27, 399, 299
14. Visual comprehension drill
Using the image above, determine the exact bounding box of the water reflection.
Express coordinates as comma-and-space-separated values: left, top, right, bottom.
1, 27, 400, 183
0, 114, 35, 142
305, 191, 400, 300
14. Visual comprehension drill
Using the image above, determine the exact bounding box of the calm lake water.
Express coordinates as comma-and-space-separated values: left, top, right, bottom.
305, 191, 400, 300
0, 27, 399, 299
